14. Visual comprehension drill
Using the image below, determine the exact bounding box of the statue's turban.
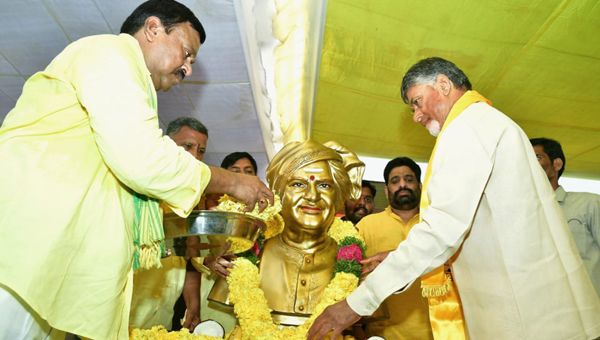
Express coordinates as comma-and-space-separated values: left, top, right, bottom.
266, 140, 365, 208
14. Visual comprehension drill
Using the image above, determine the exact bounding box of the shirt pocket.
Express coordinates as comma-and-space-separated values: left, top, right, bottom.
568, 218, 590, 261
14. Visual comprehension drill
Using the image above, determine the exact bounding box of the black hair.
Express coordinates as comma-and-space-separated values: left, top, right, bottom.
362, 180, 377, 198
530, 137, 566, 178
401, 57, 472, 103
166, 117, 208, 138
383, 157, 422, 185
120, 0, 206, 44
221, 152, 258, 173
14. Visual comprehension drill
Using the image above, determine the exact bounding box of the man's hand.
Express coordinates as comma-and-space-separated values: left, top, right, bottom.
360, 250, 391, 279
182, 300, 200, 331
229, 173, 274, 213
306, 299, 361, 340
204, 241, 236, 278
204, 167, 273, 213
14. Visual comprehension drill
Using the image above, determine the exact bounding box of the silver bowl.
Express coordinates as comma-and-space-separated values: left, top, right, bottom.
163, 210, 266, 257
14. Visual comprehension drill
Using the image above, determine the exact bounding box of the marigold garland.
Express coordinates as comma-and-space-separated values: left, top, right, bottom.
225, 217, 364, 340
129, 325, 222, 340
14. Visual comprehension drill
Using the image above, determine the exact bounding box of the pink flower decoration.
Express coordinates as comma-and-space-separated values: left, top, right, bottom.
337, 244, 363, 262
251, 241, 260, 255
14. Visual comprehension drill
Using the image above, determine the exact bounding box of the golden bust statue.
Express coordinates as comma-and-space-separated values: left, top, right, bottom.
208, 140, 364, 326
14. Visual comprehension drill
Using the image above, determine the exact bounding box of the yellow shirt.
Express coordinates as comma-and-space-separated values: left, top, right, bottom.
357, 207, 433, 340
0, 34, 211, 340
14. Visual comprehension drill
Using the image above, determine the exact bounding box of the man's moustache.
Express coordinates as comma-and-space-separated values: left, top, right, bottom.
175, 69, 185, 81
395, 188, 414, 197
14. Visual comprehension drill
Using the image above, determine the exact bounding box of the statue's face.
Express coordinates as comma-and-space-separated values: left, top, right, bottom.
282, 160, 337, 231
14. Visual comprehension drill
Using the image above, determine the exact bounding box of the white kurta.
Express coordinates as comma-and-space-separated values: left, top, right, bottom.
347, 102, 600, 339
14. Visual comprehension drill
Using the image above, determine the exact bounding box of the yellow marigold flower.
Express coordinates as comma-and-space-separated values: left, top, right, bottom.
216, 193, 284, 242
327, 218, 364, 244
264, 213, 284, 239
226, 237, 255, 254
129, 325, 221, 340
216, 193, 282, 222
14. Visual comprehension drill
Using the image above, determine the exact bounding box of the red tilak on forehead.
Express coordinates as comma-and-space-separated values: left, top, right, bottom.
309, 175, 315, 181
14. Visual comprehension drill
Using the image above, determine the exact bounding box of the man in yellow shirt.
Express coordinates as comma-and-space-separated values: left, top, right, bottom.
357, 157, 433, 340
130, 117, 209, 332
0, 1, 272, 339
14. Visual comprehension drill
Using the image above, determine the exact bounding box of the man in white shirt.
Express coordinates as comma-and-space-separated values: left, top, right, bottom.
531, 137, 600, 296
307, 57, 600, 340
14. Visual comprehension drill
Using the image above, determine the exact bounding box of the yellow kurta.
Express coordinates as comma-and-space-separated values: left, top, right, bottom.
357, 208, 433, 340
129, 256, 187, 330
0, 34, 211, 339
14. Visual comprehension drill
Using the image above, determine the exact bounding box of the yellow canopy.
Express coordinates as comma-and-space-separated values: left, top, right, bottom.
313, 0, 600, 179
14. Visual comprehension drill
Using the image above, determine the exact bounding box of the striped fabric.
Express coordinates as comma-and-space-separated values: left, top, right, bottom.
132, 188, 166, 270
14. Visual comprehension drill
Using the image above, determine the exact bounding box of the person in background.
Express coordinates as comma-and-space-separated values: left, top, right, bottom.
221, 152, 258, 175
343, 180, 376, 225
166, 117, 208, 160
167, 117, 210, 211
0, 1, 272, 339
130, 117, 209, 332
205, 152, 259, 209
355, 157, 432, 340
531, 137, 600, 296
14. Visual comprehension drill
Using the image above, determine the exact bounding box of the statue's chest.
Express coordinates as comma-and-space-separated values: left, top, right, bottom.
258, 238, 337, 316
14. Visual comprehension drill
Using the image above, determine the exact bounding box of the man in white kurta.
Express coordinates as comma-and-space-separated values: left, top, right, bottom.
308, 57, 600, 340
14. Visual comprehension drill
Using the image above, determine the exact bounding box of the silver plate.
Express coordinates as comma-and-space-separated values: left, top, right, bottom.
163, 210, 265, 257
